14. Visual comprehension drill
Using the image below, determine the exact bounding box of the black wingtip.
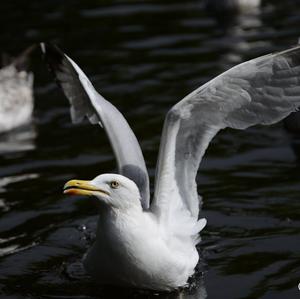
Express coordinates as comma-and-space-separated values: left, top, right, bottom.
40, 42, 65, 67
40, 42, 67, 85
40, 42, 63, 55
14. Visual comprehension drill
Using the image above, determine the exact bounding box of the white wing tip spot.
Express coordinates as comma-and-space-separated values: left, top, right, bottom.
40, 43, 46, 54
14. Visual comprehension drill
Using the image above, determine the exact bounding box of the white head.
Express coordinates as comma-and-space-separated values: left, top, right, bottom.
63, 173, 142, 211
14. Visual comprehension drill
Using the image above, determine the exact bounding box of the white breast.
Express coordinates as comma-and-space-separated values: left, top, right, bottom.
83, 208, 199, 290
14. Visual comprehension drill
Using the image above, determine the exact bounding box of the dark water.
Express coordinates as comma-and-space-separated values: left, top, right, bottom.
0, 0, 300, 298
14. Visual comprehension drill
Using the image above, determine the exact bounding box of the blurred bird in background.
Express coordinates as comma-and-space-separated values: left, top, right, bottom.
0, 45, 35, 134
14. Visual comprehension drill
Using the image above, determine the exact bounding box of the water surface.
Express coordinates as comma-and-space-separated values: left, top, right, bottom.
0, 1, 299, 298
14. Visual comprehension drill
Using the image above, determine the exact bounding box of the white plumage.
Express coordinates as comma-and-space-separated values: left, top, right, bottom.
0, 47, 35, 133
42, 43, 300, 290
79, 174, 204, 290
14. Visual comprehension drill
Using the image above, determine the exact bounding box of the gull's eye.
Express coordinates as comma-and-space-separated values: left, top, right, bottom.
110, 180, 119, 189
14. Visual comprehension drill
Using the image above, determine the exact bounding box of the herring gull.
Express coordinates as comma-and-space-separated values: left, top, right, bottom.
0, 46, 35, 133
41, 43, 300, 291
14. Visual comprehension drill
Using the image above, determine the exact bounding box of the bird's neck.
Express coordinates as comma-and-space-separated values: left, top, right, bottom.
96, 204, 145, 238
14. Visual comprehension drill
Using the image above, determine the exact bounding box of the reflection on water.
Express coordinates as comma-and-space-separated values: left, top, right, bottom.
205, 0, 268, 70
0, 1, 300, 299
204, 0, 261, 30
65, 261, 207, 299
0, 124, 36, 154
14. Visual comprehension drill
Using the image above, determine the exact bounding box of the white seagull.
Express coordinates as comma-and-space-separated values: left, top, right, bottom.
41, 43, 300, 291
0, 46, 35, 134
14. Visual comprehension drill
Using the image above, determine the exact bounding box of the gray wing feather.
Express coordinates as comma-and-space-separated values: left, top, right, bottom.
152, 45, 300, 221
41, 43, 150, 209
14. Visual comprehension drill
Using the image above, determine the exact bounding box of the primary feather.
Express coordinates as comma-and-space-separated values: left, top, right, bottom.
41, 43, 150, 209
152, 46, 300, 240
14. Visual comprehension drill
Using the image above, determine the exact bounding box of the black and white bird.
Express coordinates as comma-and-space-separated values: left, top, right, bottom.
0, 46, 35, 134
42, 43, 300, 291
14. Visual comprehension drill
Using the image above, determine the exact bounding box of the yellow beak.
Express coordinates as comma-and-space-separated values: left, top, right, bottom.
63, 179, 110, 197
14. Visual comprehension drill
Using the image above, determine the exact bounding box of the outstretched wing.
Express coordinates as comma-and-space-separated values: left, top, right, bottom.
41, 43, 150, 209
152, 45, 300, 225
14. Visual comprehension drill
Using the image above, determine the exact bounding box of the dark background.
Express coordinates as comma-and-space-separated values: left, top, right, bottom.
0, 1, 299, 298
